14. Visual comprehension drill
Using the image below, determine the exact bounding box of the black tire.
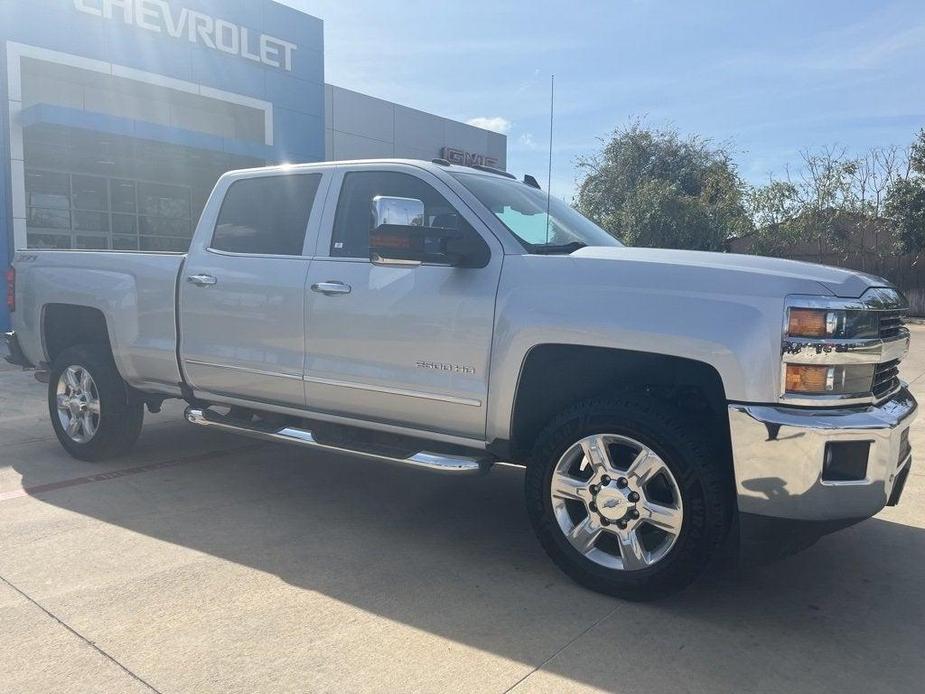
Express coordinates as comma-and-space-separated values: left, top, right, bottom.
525, 393, 733, 601
48, 345, 144, 461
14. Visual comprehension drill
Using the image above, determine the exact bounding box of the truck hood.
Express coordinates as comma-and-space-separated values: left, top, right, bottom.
571, 246, 892, 298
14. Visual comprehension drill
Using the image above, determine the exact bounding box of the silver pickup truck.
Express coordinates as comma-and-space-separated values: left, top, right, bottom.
4, 159, 916, 600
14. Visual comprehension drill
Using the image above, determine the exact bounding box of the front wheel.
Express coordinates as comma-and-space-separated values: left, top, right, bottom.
525, 394, 733, 601
48, 345, 144, 461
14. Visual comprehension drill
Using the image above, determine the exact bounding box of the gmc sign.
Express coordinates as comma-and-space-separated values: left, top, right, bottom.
441, 147, 500, 169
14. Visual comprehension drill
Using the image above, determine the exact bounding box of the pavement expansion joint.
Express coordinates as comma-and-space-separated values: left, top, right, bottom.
501, 604, 620, 693
0, 573, 162, 693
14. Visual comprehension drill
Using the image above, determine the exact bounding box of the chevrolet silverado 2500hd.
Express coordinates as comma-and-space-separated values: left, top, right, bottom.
4, 159, 916, 600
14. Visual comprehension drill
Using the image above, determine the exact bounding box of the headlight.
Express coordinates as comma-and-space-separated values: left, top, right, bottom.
782, 289, 909, 404
784, 364, 876, 395
787, 308, 879, 340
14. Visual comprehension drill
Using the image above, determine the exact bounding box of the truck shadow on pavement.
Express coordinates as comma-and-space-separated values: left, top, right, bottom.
8, 412, 925, 692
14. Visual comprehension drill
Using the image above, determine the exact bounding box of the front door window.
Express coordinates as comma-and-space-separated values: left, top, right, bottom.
330, 171, 472, 259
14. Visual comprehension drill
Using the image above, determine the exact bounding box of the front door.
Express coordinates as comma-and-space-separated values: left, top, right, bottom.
303, 164, 503, 439
180, 172, 326, 407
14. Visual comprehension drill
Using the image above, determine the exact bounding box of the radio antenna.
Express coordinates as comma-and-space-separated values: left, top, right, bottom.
545, 74, 555, 245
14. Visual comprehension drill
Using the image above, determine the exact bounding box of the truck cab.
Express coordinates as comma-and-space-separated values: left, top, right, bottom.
180, 161, 507, 442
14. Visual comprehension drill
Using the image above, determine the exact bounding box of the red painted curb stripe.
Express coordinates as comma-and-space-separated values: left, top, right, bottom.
0, 445, 262, 503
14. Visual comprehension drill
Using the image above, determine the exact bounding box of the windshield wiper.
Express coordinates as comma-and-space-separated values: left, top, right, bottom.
529, 241, 587, 255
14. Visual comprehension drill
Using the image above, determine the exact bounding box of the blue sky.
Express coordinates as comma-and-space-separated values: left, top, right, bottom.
285, 0, 925, 200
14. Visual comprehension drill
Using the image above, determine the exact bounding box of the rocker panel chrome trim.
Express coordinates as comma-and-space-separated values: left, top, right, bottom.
302, 374, 482, 407
184, 359, 303, 381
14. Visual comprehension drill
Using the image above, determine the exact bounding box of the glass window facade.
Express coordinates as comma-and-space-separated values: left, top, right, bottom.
25, 169, 193, 252
20, 125, 264, 253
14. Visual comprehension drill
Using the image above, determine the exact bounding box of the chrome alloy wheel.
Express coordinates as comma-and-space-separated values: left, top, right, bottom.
55, 365, 101, 444
550, 434, 684, 571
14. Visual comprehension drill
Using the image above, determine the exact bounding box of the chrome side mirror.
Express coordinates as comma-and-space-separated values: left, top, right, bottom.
372, 196, 424, 229
369, 195, 491, 269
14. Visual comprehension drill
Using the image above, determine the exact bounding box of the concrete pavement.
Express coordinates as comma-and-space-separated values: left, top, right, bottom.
2, 330, 924, 693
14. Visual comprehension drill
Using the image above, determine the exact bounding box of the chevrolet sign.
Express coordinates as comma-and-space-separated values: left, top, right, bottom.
74, 0, 298, 72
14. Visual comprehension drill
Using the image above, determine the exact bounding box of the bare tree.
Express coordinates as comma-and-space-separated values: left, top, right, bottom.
747, 143, 912, 270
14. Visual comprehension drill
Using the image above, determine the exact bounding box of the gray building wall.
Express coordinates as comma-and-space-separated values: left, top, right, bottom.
324, 85, 507, 168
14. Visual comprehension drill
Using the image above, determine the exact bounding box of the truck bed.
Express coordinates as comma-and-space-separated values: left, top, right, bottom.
12, 250, 186, 396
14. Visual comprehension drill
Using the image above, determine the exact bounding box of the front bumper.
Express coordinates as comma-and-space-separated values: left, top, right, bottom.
728, 387, 916, 523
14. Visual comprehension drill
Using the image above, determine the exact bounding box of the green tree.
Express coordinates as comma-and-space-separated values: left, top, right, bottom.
887, 130, 925, 255
574, 122, 752, 250
744, 179, 802, 256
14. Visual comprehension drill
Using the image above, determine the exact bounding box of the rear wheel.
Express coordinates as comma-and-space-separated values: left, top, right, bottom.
48, 345, 144, 461
525, 394, 732, 600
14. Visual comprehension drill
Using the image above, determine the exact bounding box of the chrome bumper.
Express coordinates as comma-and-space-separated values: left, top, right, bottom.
728, 387, 916, 522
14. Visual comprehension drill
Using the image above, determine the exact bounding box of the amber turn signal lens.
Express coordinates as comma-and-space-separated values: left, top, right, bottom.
788, 308, 827, 338
785, 365, 830, 393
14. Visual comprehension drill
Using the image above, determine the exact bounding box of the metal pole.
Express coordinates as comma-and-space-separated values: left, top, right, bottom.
545, 74, 555, 245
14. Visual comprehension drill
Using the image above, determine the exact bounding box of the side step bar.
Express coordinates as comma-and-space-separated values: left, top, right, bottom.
185, 407, 491, 475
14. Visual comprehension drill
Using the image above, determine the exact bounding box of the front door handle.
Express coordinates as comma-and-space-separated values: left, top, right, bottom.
187, 274, 218, 287
311, 281, 352, 296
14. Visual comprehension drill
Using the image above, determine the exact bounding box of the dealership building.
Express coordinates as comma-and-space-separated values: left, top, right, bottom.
0, 0, 507, 330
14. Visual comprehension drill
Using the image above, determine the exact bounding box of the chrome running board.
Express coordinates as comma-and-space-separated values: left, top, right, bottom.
185, 407, 491, 475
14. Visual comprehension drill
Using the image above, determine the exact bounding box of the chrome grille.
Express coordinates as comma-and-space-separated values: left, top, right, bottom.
872, 359, 901, 400
875, 308, 907, 401
879, 310, 906, 340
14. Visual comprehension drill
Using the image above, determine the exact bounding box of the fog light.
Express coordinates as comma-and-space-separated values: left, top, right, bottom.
822, 441, 870, 482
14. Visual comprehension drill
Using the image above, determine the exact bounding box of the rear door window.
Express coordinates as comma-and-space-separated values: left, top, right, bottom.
212, 174, 322, 255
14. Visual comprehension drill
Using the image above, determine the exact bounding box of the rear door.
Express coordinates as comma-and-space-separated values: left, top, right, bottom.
179, 170, 329, 407
302, 164, 504, 439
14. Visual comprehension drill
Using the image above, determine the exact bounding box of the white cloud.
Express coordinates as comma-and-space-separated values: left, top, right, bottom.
466, 116, 512, 134
518, 133, 538, 149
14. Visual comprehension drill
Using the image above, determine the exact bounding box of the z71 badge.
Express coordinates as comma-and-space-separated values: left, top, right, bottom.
416, 361, 475, 375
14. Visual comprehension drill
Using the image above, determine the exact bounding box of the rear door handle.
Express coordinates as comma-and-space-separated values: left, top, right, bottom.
187, 274, 218, 287
311, 281, 351, 296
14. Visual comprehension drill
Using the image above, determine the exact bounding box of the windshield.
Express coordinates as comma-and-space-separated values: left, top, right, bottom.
450, 172, 621, 252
